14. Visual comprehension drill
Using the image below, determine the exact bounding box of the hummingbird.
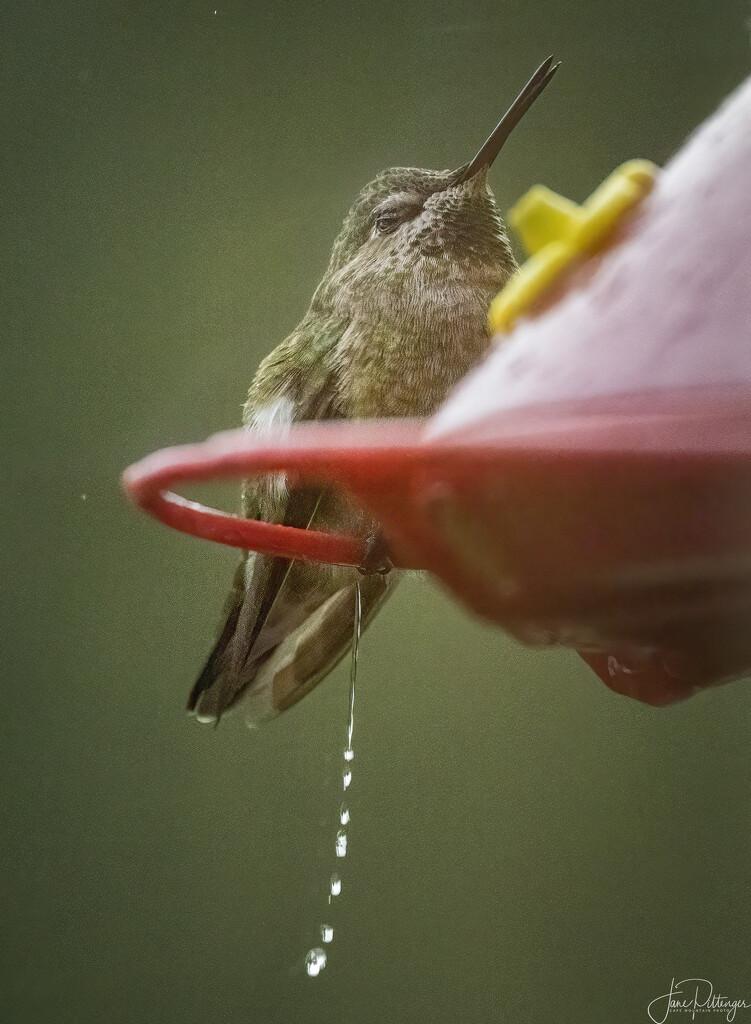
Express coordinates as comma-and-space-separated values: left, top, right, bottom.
188, 56, 558, 726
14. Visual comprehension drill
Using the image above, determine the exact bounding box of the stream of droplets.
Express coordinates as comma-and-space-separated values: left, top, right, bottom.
304, 579, 362, 978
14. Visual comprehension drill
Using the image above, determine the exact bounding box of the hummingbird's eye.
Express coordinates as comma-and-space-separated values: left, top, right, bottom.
374, 211, 403, 235
373, 196, 422, 236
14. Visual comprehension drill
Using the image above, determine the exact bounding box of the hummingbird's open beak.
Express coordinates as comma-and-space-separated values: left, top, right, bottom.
453, 55, 560, 185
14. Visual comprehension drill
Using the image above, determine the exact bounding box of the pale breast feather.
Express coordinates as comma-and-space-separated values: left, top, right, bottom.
244, 395, 296, 509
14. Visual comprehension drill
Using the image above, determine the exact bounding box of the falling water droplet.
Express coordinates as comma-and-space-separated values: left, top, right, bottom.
305, 947, 327, 977
306, 583, 362, 970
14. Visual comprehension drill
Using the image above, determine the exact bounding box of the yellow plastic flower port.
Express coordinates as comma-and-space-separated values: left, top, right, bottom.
488, 159, 658, 334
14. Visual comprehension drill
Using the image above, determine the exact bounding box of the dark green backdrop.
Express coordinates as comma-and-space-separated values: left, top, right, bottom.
3, 2, 750, 1022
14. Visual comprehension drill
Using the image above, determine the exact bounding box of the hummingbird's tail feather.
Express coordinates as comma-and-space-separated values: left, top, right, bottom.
239, 571, 394, 724
188, 561, 395, 725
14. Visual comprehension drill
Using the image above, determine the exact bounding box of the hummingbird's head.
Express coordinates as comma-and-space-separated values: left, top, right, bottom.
316, 57, 559, 321
329, 164, 507, 272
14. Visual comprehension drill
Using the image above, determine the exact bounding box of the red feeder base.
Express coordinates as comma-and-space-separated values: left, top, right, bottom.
123, 386, 751, 707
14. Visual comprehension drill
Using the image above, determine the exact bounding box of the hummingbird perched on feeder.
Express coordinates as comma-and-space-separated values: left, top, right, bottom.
188, 56, 559, 726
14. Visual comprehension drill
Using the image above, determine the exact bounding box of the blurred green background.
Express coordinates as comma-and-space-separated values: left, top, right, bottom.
2, 2, 750, 1022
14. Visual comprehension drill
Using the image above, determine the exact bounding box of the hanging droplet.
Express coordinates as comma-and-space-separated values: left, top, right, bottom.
305, 947, 327, 977
346, 581, 361, 750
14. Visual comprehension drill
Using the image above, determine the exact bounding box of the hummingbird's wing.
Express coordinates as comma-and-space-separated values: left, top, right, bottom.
187, 484, 395, 725
186, 482, 323, 720
187, 327, 396, 724
237, 559, 394, 723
